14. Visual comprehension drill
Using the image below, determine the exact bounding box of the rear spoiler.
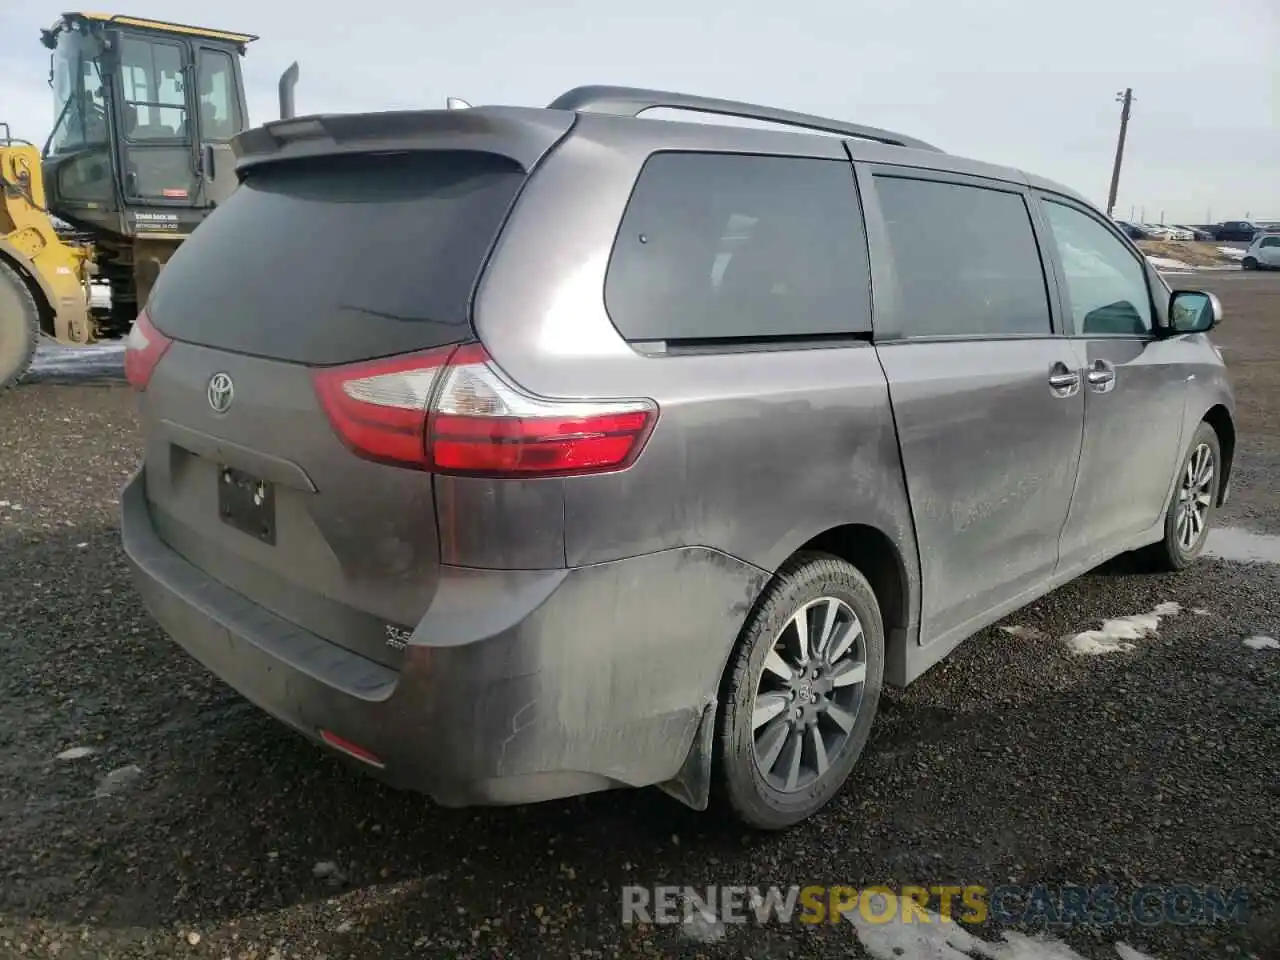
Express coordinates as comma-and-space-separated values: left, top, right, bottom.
231, 107, 576, 178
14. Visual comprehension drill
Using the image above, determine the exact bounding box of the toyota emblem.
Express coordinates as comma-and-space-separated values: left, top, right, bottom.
207, 372, 234, 413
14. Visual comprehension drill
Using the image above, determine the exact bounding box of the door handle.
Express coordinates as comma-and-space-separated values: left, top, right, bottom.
1087, 360, 1117, 393
1048, 363, 1080, 396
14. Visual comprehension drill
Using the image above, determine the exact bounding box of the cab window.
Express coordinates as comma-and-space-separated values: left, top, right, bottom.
119, 38, 187, 140
197, 50, 242, 140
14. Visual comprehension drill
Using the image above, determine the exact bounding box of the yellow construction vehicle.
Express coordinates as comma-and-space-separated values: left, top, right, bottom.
1, 12, 298, 390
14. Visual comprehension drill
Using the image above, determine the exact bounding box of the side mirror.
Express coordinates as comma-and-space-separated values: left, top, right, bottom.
1169, 290, 1221, 334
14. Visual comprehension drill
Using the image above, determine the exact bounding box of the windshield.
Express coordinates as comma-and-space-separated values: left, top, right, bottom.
47, 31, 108, 154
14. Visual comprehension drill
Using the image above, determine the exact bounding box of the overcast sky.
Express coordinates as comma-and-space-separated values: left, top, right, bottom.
1, 0, 1276, 223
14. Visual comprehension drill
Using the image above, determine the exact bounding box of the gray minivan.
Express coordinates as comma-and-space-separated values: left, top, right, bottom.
120, 86, 1235, 829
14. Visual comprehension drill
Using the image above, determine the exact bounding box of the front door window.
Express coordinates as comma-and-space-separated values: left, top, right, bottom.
1042, 201, 1153, 336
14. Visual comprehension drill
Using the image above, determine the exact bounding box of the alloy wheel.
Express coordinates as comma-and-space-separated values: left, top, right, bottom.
1176, 442, 1214, 551
750, 597, 867, 793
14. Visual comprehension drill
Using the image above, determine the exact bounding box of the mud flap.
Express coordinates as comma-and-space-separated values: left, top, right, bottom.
656, 697, 717, 811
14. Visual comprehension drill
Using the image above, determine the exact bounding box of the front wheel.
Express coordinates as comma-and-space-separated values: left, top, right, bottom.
714, 552, 884, 830
1143, 422, 1221, 572
1242, 257, 1258, 271
0, 259, 40, 392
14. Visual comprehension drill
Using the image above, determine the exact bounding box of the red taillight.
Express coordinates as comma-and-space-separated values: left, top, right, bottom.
124, 310, 173, 391
310, 343, 658, 477
311, 347, 454, 469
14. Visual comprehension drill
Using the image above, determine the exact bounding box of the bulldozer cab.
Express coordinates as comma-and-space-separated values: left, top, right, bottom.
40, 12, 255, 242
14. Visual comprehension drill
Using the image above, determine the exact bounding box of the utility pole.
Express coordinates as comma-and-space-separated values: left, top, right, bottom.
1105, 88, 1133, 219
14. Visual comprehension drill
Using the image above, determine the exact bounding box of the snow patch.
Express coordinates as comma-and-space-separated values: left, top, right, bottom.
1216, 246, 1246, 259
999, 625, 1045, 639
1064, 603, 1181, 656
1146, 255, 1192, 270
28, 340, 126, 376
1243, 636, 1279, 651
56, 746, 97, 761
1115, 945, 1162, 960
680, 909, 727, 944
843, 898, 1161, 960
94, 764, 144, 797
1066, 632, 1137, 655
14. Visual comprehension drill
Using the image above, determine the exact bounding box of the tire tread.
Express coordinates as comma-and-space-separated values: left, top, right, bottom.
0, 258, 41, 393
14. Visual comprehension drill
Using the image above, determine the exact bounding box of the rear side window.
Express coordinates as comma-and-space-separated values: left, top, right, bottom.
874, 176, 1052, 339
604, 152, 871, 343
148, 151, 525, 365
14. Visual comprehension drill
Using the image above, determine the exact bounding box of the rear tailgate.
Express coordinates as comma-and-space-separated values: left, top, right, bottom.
138, 108, 574, 668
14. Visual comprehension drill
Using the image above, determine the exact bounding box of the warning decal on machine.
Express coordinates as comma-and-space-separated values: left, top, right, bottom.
130, 211, 181, 231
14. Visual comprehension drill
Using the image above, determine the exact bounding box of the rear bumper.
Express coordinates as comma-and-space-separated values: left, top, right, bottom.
120, 467, 764, 806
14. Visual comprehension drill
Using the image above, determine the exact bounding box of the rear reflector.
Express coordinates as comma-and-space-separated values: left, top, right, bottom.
123, 310, 173, 391
311, 343, 658, 477
319, 729, 384, 768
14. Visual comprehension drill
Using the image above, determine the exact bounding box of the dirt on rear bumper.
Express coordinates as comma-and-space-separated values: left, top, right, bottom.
119, 467, 765, 807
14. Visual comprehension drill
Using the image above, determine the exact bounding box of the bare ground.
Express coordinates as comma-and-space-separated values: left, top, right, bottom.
0, 274, 1277, 960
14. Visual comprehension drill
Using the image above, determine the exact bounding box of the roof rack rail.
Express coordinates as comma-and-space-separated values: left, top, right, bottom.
547, 85, 942, 153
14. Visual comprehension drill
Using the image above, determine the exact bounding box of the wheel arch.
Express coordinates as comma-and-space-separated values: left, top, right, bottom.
794, 524, 911, 661
1202, 404, 1235, 507
0, 242, 57, 337
658, 522, 916, 813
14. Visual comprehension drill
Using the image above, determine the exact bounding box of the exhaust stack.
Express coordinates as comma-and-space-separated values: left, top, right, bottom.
278, 62, 300, 119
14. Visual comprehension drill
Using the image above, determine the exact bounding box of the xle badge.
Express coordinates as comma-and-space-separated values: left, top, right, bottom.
385, 625, 412, 650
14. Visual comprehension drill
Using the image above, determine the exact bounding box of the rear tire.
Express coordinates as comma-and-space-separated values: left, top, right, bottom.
713, 551, 884, 830
1242, 257, 1258, 271
0, 259, 40, 392
1142, 422, 1221, 572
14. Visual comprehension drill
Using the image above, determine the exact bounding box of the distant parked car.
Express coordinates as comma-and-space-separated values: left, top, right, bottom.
1214, 221, 1260, 242
1242, 234, 1280, 270
1114, 220, 1153, 240
1174, 224, 1214, 242
1145, 224, 1193, 241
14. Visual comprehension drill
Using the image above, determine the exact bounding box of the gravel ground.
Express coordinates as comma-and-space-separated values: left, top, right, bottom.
0, 274, 1277, 960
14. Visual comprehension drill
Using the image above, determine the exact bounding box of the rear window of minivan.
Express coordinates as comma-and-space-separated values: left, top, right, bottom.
147, 151, 525, 365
